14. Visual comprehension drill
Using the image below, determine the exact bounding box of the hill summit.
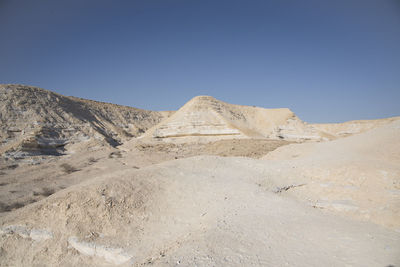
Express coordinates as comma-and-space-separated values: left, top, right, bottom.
143, 95, 325, 141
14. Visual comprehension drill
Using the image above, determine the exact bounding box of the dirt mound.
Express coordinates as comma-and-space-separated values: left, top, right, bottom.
1, 156, 398, 266
0, 84, 169, 159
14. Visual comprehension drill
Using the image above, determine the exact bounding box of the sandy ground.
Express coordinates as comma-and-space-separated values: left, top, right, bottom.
0, 123, 399, 266
1, 156, 399, 266
262, 119, 400, 230
0, 139, 289, 216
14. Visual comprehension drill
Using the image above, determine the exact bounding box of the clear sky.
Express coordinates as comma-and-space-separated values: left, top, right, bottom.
1, 0, 399, 123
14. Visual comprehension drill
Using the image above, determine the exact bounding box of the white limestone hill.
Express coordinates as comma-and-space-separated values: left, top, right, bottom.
0, 84, 170, 159
142, 95, 328, 142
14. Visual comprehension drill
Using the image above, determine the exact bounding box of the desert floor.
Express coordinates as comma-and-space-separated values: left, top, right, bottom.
1, 124, 399, 266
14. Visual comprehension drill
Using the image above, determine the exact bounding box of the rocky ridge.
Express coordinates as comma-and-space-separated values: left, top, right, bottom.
0, 84, 170, 159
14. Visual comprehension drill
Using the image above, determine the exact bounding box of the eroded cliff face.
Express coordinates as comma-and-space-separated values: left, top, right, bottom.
0, 84, 169, 159
143, 95, 325, 142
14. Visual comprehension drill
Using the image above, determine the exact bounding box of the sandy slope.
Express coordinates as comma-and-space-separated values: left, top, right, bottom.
263, 119, 400, 229
0, 156, 398, 266
311, 116, 400, 138
0, 138, 289, 216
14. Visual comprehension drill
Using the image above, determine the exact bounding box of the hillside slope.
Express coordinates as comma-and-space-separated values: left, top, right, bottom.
263, 120, 400, 229
310, 116, 400, 138
0, 84, 169, 159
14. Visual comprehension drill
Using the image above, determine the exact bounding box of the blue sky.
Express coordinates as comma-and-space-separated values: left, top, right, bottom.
1, 0, 399, 122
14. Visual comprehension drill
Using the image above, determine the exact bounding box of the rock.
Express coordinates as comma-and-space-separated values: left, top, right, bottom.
68, 236, 134, 265
0, 225, 53, 241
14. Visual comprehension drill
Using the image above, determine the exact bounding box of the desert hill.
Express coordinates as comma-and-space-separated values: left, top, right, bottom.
0, 84, 170, 159
142, 95, 328, 142
2, 85, 397, 162
1, 85, 399, 266
141, 95, 400, 142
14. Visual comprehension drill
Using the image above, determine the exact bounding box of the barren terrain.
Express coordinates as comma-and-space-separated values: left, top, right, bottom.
1, 85, 399, 266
